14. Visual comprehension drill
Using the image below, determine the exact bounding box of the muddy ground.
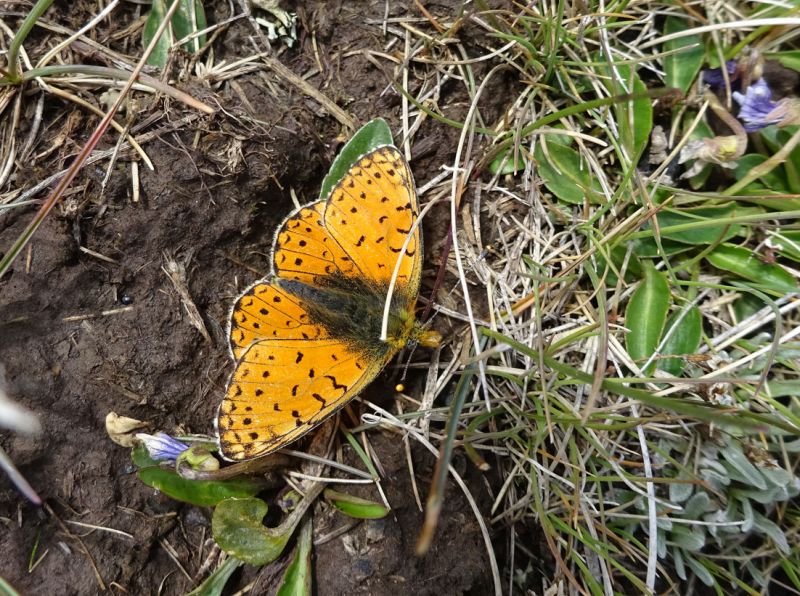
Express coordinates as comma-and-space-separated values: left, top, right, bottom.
0, 2, 515, 594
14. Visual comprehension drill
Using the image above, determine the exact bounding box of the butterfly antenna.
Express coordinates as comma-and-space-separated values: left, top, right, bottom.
401, 340, 419, 382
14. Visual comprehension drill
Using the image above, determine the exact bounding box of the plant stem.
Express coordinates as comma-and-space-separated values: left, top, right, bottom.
6, 0, 56, 83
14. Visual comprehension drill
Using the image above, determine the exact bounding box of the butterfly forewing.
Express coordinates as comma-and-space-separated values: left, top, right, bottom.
323, 146, 422, 300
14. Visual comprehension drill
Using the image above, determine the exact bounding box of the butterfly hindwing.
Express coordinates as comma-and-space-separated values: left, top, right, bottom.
228, 280, 328, 361
217, 339, 382, 460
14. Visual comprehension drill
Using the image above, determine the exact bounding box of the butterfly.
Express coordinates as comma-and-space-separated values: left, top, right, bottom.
216, 144, 441, 461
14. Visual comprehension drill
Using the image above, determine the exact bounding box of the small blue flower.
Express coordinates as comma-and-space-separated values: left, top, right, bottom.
702, 60, 738, 88
137, 432, 189, 463
733, 79, 783, 132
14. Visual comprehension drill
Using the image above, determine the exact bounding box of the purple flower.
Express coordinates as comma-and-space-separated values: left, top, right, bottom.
137, 432, 189, 463
733, 79, 783, 132
702, 60, 738, 88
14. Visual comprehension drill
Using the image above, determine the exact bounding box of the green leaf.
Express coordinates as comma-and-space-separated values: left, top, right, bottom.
626, 264, 670, 372
752, 511, 791, 555
683, 553, 715, 586
275, 519, 313, 596
670, 524, 706, 551
212, 497, 294, 566
654, 203, 741, 245
631, 237, 694, 258
599, 62, 653, 159
658, 306, 702, 376
734, 154, 790, 192
143, 0, 208, 68
768, 230, 800, 263
705, 244, 798, 294
185, 556, 242, 596
758, 128, 800, 192
595, 243, 643, 286
131, 442, 160, 468
668, 473, 695, 503
137, 467, 264, 507
662, 16, 704, 94
534, 138, 600, 204
732, 292, 765, 323
489, 147, 526, 175
720, 446, 767, 490
319, 118, 394, 200
324, 488, 390, 519
0, 576, 20, 596
765, 50, 800, 72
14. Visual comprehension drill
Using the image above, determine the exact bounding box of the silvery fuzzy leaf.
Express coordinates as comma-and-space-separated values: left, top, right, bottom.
682, 491, 712, 518
740, 497, 754, 533
699, 467, 729, 491
673, 547, 687, 581
760, 465, 792, 488
721, 446, 768, 489
733, 486, 782, 504
684, 553, 715, 586
670, 524, 706, 552
752, 511, 790, 554
657, 529, 667, 559
669, 474, 695, 504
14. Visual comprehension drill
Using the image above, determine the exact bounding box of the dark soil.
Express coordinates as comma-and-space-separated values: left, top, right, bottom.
0, 2, 514, 594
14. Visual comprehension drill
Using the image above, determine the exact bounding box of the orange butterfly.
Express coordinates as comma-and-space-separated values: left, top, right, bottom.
216, 144, 440, 461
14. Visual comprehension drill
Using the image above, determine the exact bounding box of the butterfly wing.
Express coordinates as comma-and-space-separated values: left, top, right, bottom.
228, 280, 328, 361
323, 146, 422, 303
271, 201, 358, 284
220, 143, 422, 461
217, 338, 383, 460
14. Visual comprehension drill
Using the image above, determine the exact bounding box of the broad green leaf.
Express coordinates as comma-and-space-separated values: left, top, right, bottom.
626, 263, 670, 372
654, 203, 740, 245
185, 557, 242, 596
734, 154, 790, 192
682, 491, 711, 519
759, 127, 800, 192
631, 237, 693, 258
275, 520, 313, 596
598, 62, 653, 159
534, 139, 600, 204
732, 292, 765, 323
324, 488, 390, 519
765, 50, 800, 72
143, 0, 208, 68
663, 16, 704, 93
658, 305, 702, 376
131, 442, 160, 468
212, 497, 293, 566
137, 467, 264, 507
489, 147, 526, 175
705, 244, 798, 294
319, 118, 393, 200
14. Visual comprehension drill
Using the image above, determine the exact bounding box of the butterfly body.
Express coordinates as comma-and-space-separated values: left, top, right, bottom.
216, 144, 439, 461
277, 273, 416, 360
